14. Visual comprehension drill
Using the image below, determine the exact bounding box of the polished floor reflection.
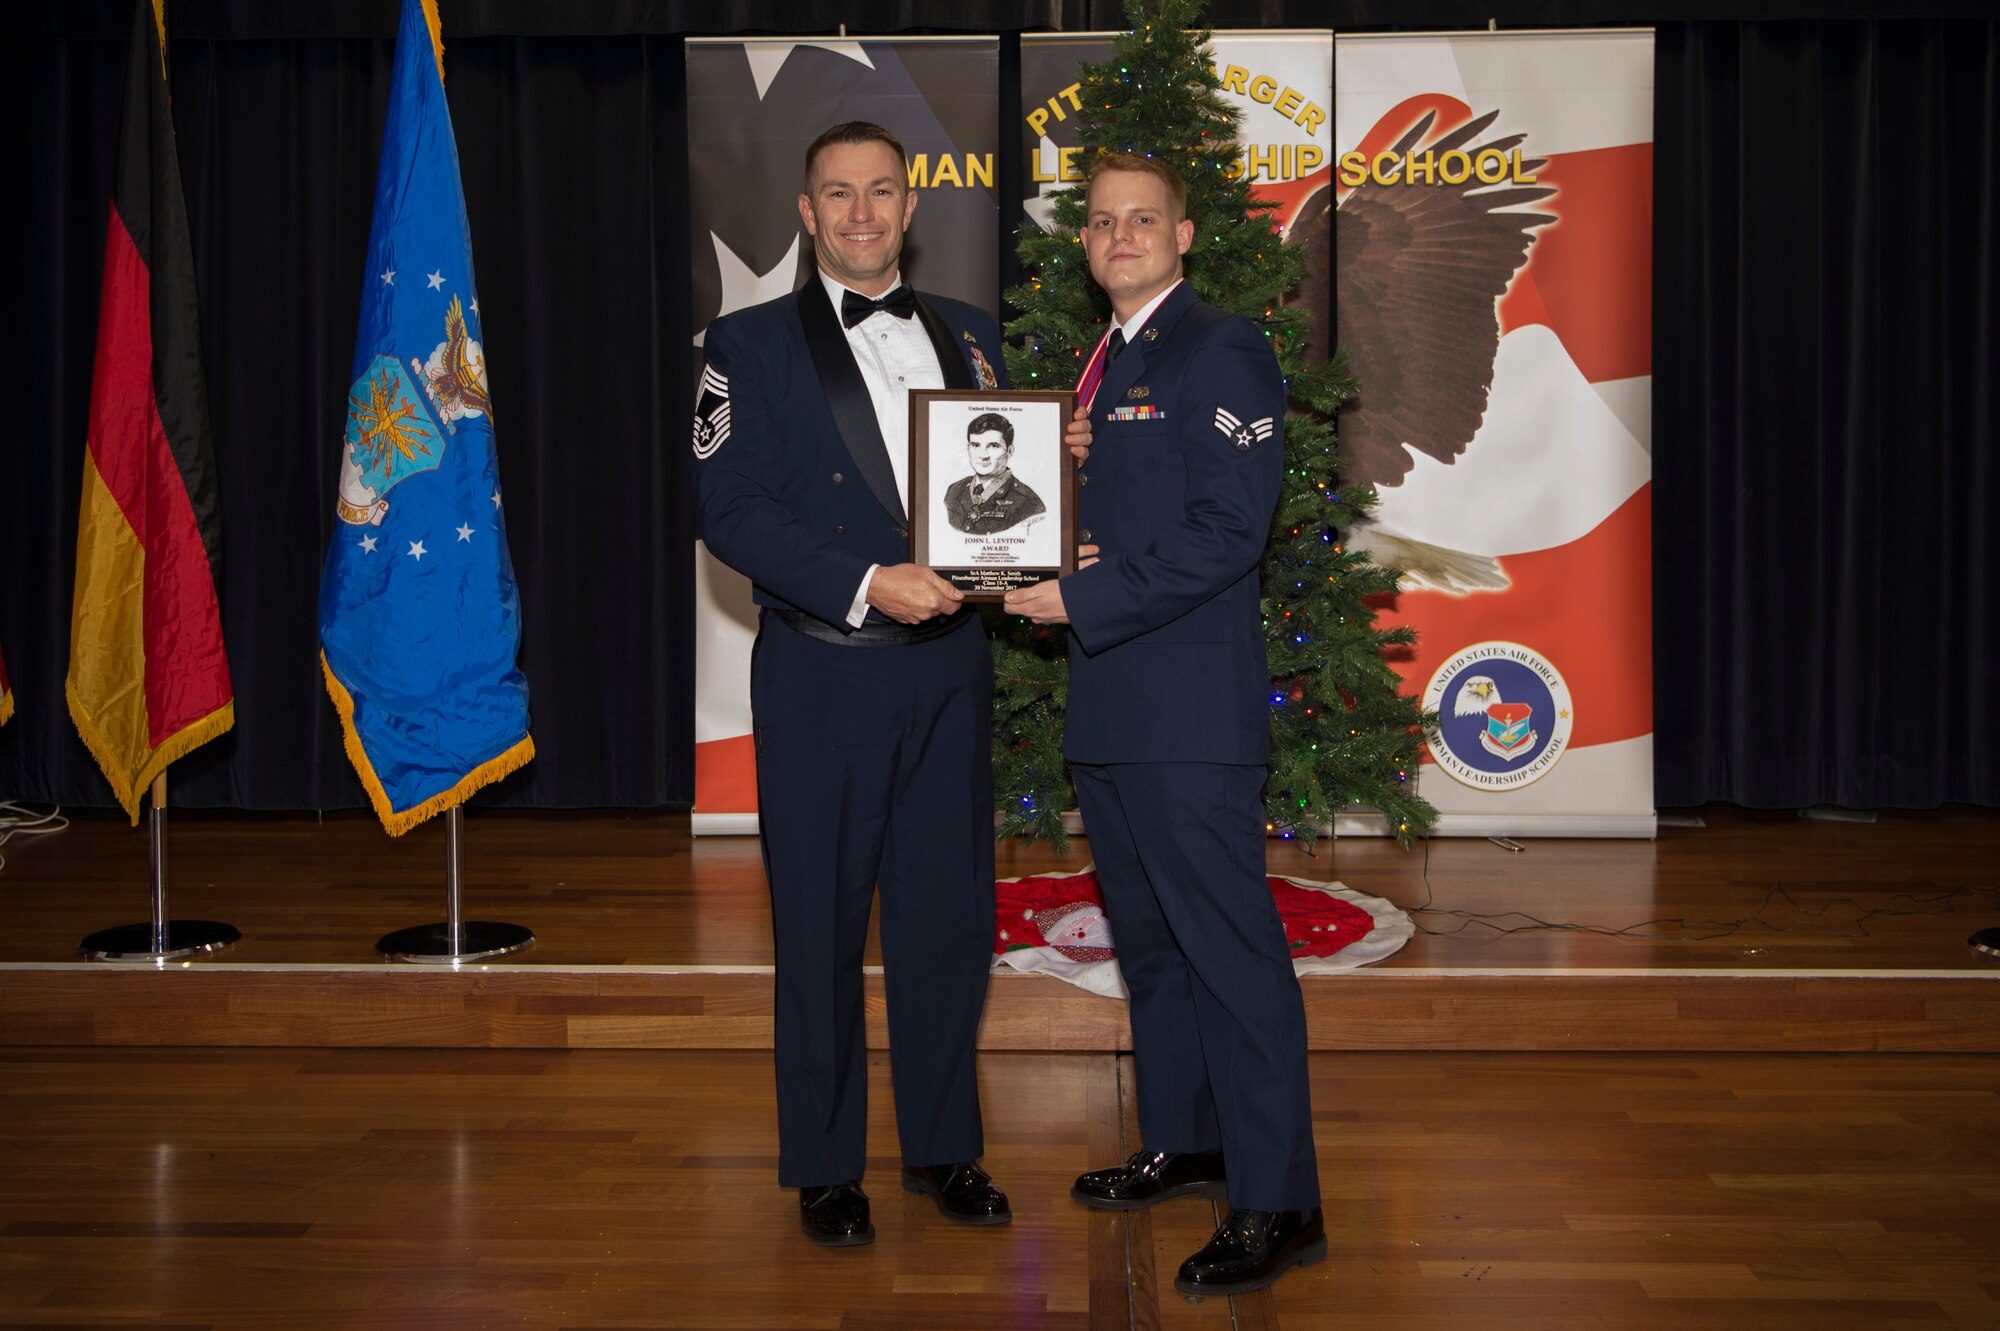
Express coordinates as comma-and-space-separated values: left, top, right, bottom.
0, 1046, 1994, 1329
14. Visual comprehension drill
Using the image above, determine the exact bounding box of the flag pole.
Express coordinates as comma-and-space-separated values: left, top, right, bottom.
80, 773, 241, 962
149, 772, 167, 955
375, 806, 533, 963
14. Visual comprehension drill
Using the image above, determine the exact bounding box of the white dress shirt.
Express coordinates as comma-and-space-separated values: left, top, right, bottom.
1109, 277, 1183, 348
820, 268, 946, 626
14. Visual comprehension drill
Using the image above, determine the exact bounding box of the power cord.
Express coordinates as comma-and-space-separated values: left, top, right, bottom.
0, 802, 69, 873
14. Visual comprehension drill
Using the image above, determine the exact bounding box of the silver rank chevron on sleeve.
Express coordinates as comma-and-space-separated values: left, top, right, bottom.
692, 364, 731, 458
1213, 407, 1275, 451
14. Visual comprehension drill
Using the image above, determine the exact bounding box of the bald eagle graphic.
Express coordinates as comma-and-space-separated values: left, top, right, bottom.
1286, 109, 1557, 593
419, 295, 493, 427
1453, 675, 1502, 717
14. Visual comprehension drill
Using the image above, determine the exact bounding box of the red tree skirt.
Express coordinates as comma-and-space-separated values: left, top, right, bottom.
992, 866, 1414, 998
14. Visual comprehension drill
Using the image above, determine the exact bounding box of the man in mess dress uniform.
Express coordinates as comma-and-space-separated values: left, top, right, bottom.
693, 122, 1088, 1248
1005, 152, 1326, 1295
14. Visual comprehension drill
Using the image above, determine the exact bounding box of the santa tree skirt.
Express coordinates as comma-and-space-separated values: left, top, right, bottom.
992, 866, 1414, 998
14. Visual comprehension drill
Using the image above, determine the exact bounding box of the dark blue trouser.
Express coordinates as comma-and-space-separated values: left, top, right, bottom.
1072, 761, 1321, 1211
752, 612, 994, 1188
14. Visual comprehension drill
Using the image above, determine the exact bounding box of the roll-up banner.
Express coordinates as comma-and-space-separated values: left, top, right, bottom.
694, 31, 1652, 841
689, 38, 1001, 835
692, 31, 1342, 836
1335, 32, 1655, 837
1022, 32, 1332, 237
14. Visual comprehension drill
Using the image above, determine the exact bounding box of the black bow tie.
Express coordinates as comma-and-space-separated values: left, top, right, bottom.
841, 285, 917, 329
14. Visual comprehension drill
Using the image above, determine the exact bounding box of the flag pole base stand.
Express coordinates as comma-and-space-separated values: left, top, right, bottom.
1970, 928, 2000, 958
376, 921, 534, 965
79, 921, 241, 963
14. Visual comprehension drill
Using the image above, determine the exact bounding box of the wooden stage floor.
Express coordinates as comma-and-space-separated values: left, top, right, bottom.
1, 1045, 1995, 1329
1, 808, 1997, 1327
0, 805, 1997, 1050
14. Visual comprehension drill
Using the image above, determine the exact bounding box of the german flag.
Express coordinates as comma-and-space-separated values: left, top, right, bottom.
67, 0, 232, 822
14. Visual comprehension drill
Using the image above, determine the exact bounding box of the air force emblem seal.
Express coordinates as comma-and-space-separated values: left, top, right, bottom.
1421, 642, 1575, 790
691, 364, 730, 459
1214, 407, 1275, 451
337, 354, 443, 526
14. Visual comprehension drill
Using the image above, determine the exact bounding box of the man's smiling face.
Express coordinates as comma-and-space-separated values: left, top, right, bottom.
798, 140, 918, 297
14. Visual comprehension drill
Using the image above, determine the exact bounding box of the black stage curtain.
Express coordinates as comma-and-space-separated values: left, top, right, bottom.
0, 30, 695, 813
18, 2, 1080, 41
1653, 18, 1997, 808
1172, 2, 1995, 28
25, 1, 1998, 41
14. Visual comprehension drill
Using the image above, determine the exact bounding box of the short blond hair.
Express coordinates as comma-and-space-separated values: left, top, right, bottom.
1085, 152, 1188, 221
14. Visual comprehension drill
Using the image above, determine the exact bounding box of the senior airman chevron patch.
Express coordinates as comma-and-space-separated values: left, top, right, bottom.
1214, 407, 1276, 451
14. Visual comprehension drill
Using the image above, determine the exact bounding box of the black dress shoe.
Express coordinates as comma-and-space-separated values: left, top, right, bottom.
1174, 1207, 1326, 1295
900, 1161, 1012, 1225
1072, 1149, 1227, 1210
799, 1182, 873, 1247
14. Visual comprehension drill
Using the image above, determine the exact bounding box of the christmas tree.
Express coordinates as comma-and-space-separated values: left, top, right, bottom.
990, 0, 1437, 851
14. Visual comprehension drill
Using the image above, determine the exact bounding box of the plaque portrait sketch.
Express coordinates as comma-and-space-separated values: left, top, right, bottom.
910, 390, 1078, 599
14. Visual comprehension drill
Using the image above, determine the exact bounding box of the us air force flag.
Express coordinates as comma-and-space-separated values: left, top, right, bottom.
318, 0, 533, 836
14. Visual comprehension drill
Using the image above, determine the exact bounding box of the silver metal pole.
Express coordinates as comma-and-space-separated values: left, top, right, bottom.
149, 773, 168, 955
80, 772, 241, 962
376, 805, 533, 964
446, 805, 464, 954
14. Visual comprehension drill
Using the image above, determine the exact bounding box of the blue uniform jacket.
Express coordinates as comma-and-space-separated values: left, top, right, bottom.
1062, 282, 1284, 764
694, 281, 1006, 628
